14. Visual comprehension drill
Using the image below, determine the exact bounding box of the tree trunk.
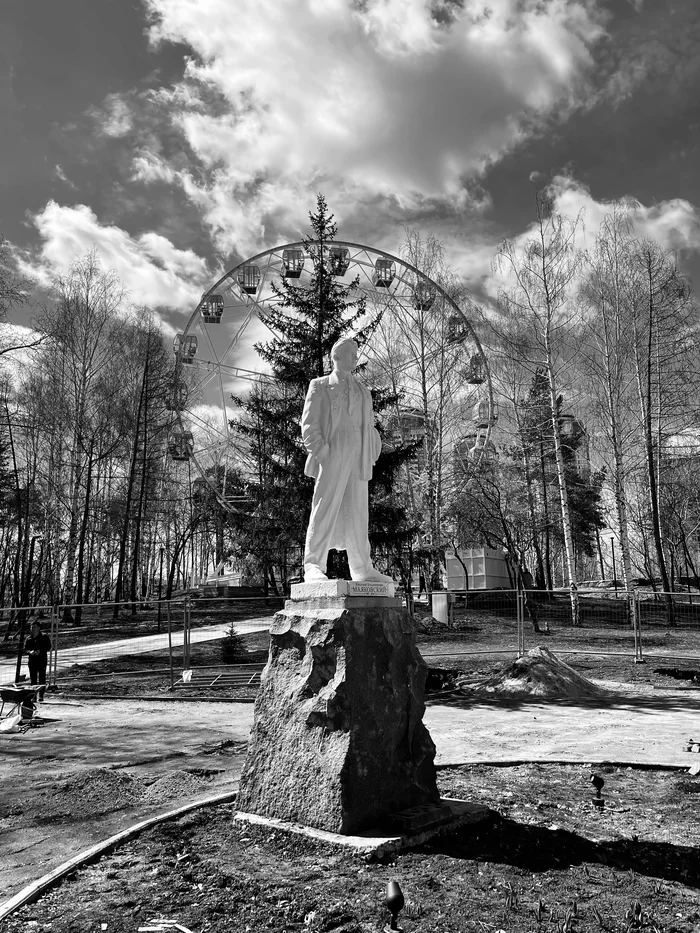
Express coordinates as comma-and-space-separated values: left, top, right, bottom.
599, 288, 638, 631
75, 440, 95, 625
539, 440, 554, 591
514, 397, 546, 592
633, 272, 674, 624
114, 362, 147, 618
545, 357, 579, 626
130, 361, 150, 615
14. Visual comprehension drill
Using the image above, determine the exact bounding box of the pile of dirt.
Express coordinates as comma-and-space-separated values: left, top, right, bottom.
42, 768, 143, 820
1, 767, 221, 830
457, 646, 607, 699
141, 770, 219, 805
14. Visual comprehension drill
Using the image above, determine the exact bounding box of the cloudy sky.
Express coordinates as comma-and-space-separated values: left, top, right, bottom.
2, 0, 700, 333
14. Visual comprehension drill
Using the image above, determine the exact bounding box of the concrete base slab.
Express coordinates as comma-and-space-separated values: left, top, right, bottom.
291, 580, 395, 599
287, 596, 404, 610
235, 797, 492, 860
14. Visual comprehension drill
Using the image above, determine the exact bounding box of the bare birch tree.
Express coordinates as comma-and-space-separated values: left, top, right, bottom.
628, 241, 698, 620
493, 191, 584, 625
33, 253, 126, 619
580, 201, 642, 626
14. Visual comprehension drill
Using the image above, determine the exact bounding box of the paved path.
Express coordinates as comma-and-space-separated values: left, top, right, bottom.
0, 619, 271, 683
424, 684, 700, 768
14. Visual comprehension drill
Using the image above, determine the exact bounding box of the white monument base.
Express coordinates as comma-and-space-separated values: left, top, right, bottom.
290, 579, 395, 600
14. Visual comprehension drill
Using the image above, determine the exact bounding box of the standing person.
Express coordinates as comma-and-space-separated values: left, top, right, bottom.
301, 336, 392, 583
25, 621, 51, 700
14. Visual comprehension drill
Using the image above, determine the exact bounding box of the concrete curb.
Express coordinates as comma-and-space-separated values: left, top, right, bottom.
0, 791, 238, 923
435, 758, 695, 772
53, 694, 257, 703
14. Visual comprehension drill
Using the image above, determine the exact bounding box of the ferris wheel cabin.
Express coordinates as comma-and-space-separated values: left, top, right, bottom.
238, 265, 261, 295
166, 381, 188, 411
372, 258, 396, 288
201, 294, 224, 323
328, 246, 350, 276
169, 431, 194, 461
474, 398, 498, 428
472, 433, 497, 462
465, 354, 486, 384
412, 281, 435, 311
282, 248, 305, 278
192, 476, 210, 500
447, 314, 469, 343
173, 334, 197, 364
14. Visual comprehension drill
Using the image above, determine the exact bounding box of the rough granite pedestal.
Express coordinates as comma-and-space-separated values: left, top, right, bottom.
236, 580, 441, 834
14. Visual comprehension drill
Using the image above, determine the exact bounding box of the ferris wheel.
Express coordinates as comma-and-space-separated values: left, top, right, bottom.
168, 241, 496, 510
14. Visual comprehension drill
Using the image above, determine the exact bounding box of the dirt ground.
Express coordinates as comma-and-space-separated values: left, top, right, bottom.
0, 697, 254, 905
3, 670, 700, 919
3, 605, 700, 930
4, 764, 700, 932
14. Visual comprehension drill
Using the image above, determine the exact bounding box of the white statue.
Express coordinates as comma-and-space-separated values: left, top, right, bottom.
301, 337, 393, 583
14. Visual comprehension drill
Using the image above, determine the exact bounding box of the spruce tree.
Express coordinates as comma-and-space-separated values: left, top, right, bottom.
230, 195, 415, 590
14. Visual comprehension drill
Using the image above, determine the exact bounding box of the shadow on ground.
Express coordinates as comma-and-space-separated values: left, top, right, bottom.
424, 813, 700, 888
426, 691, 700, 714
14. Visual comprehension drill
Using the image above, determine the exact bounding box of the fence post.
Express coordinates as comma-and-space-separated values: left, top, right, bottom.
517, 589, 525, 658
167, 601, 174, 690
49, 604, 57, 687
634, 591, 644, 663
184, 596, 191, 670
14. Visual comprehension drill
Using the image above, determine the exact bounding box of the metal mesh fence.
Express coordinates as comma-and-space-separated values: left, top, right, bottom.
521, 588, 639, 659
3, 586, 699, 695
2, 596, 279, 690
635, 591, 700, 661
417, 588, 522, 672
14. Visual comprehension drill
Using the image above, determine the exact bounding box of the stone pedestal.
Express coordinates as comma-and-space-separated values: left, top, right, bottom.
237, 594, 440, 834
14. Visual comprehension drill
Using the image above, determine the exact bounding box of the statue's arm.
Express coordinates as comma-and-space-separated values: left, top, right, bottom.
371, 424, 382, 463
301, 380, 330, 463
365, 385, 382, 463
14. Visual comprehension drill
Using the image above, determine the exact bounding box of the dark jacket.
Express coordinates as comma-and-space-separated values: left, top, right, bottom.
25, 632, 51, 660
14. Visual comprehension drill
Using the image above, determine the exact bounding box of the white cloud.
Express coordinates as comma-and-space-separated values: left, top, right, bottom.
548, 176, 700, 252
141, 0, 608, 256
480, 175, 700, 299
634, 200, 700, 252
130, 153, 177, 185
53, 165, 76, 189
89, 93, 134, 137
18, 201, 212, 316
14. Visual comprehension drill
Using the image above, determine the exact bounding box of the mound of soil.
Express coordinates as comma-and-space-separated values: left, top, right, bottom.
457, 646, 607, 699
0, 767, 221, 831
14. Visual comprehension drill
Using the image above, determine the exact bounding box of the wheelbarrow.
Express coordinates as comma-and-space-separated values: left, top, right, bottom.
0, 685, 41, 721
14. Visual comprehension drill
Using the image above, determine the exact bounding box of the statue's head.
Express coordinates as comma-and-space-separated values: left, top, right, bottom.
330, 337, 358, 374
